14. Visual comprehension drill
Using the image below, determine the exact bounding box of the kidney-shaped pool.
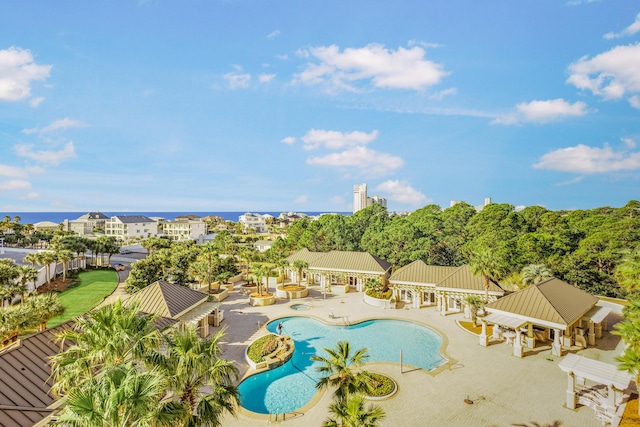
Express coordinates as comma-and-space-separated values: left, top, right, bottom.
238, 316, 447, 415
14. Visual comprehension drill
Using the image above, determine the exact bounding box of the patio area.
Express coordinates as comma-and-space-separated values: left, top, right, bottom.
215, 283, 628, 427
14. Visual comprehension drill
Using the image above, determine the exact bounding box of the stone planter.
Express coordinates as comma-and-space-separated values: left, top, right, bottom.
250, 293, 275, 306
329, 283, 349, 294
363, 293, 393, 308
275, 285, 309, 299
209, 288, 229, 302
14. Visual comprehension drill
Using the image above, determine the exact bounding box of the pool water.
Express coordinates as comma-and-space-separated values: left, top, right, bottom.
238, 316, 446, 414
289, 303, 312, 310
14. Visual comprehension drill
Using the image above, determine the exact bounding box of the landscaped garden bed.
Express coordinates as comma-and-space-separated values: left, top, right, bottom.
246, 333, 294, 370
365, 372, 397, 400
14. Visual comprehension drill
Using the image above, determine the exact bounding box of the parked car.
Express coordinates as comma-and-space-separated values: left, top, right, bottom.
111, 263, 125, 271
119, 249, 132, 254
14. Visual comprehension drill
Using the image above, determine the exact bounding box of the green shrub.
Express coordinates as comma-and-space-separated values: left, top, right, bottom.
365, 288, 393, 300
365, 373, 395, 397
248, 334, 278, 363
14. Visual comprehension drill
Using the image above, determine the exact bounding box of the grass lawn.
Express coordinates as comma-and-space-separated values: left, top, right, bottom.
48, 269, 119, 328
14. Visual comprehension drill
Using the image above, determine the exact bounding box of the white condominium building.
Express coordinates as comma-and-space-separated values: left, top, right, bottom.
162, 219, 207, 242
105, 215, 158, 241
239, 213, 267, 233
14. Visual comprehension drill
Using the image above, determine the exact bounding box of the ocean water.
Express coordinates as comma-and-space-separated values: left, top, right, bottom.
1, 211, 350, 224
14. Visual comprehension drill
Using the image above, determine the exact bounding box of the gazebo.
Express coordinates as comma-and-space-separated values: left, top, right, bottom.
480, 278, 608, 357
558, 353, 633, 425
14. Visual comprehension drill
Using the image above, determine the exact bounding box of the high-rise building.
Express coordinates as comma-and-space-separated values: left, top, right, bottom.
369, 195, 387, 209
353, 184, 387, 213
353, 184, 368, 213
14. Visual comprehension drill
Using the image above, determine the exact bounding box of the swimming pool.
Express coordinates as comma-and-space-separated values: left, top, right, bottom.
238, 316, 447, 414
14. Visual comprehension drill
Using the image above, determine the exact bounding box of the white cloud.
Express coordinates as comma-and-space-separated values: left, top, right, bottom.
22, 117, 86, 135
534, 143, 640, 173
493, 99, 588, 125
281, 136, 296, 145
19, 191, 40, 200
629, 95, 640, 109
293, 43, 448, 92
307, 146, 403, 176
293, 195, 307, 204
29, 97, 44, 107
0, 46, 52, 102
604, 13, 640, 39
267, 30, 281, 40
375, 180, 429, 206
622, 137, 637, 149
223, 71, 251, 89
258, 73, 275, 83
0, 165, 44, 178
429, 87, 457, 100
567, 43, 640, 101
0, 179, 32, 192
557, 176, 585, 186
14, 141, 77, 166
301, 129, 378, 150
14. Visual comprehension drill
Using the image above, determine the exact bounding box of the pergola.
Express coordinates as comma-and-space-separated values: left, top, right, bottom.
558, 353, 633, 425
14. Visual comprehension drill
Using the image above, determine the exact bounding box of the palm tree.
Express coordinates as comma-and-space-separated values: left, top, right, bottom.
521, 264, 553, 287
200, 242, 218, 293
252, 263, 272, 296
311, 341, 373, 402
55, 249, 74, 282
53, 362, 182, 427
615, 248, 640, 291
323, 394, 386, 427
23, 252, 40, 269
0, 259, 21, 306
16, 265, 38, 300
464, 294, 484, 327
276, 258, 290, 287
292, 259, 309, 286
51, 300, 160, 395
146, 324, 240, 426
25, 293, 65, 331
468, 247, 504, 302
37, 250, 57, 284
613, 294, 640, 414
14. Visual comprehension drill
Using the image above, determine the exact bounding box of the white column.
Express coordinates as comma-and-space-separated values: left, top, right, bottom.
552, 328, 563, 357
566, 372, 576, 410
413, 292, 420, 309
479, 321, 489, 346
513, 329, 524, 357
607, 384, 616, 414
588, 321, 596, 346
441, 295, 448, 316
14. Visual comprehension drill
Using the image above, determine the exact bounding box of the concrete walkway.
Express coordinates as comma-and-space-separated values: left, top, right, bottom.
215, 284, 625, 427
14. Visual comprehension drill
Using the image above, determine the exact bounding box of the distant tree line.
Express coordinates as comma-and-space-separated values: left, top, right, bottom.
260, 200, 640, 298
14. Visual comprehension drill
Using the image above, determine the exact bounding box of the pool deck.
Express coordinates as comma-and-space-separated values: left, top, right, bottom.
218, 284, 626, 427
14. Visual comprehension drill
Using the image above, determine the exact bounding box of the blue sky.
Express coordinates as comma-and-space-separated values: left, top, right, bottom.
1, 1, 639, 213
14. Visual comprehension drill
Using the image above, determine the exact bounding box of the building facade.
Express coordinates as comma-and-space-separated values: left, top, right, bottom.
105, 215, 158, 241
239, 213, 267, 233
353, 183, 387, 213
162, 219, 207, 242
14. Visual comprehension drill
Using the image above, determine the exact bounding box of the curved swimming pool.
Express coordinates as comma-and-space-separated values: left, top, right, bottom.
238, 316, 447, 414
